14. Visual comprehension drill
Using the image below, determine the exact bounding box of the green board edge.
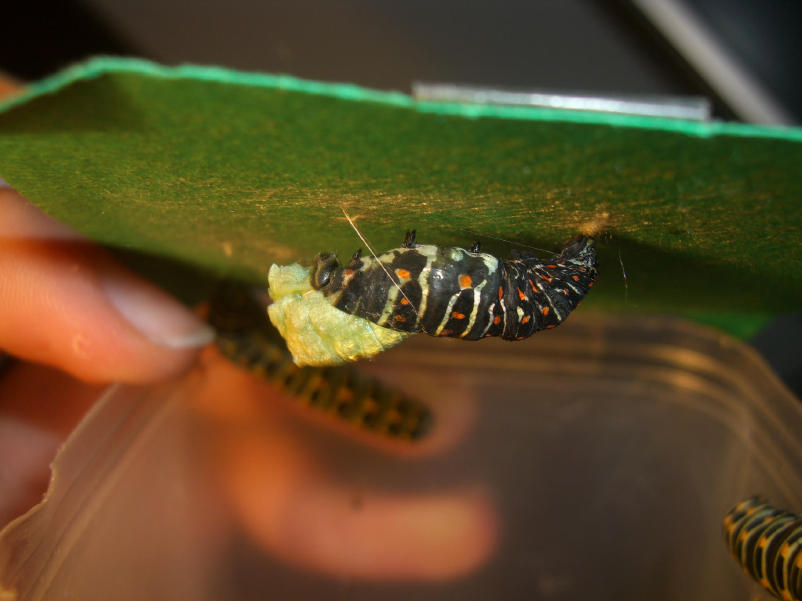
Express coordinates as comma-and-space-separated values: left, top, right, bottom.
3, 56, 802, 142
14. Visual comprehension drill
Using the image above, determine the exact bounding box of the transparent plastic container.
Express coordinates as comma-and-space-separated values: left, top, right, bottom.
2, 314, 800, 600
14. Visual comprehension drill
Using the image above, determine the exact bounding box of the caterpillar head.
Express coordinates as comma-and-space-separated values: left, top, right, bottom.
310, 252, 341, 290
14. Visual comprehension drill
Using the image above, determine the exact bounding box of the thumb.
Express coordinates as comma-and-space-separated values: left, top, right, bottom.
0, 186, 214, 383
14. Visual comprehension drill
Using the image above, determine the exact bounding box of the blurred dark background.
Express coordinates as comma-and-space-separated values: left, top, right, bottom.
2, 0, 800, 394
2, 0, 800, 124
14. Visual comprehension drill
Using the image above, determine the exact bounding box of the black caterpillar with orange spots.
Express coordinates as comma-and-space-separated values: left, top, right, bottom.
209, 281, 432, 441
311, 232, 598, 340
723, 497, 802, 601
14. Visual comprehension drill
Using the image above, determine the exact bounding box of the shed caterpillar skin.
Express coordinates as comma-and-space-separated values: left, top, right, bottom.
311, 232, 598, 341
210, 281, 431, 440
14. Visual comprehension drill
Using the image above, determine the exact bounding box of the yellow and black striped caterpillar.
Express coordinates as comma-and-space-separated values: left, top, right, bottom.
723, 497, 802, 601
209, 281, 432, 441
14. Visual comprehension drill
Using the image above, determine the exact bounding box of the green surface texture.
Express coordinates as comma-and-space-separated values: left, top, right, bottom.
0, 57, 800, 338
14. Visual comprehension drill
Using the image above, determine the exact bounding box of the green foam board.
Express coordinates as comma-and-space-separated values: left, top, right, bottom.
1, 57, 800, 339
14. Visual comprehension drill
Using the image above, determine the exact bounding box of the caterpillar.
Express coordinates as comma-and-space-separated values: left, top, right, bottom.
311, 231, 598, 341
266, 230, 597, 365
723, 497, 802, 601
209, 281, 432, 441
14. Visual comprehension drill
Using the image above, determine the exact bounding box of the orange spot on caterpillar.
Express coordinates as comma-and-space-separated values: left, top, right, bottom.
529, 279, 538, 292
521, 315, 530, 324
539, 274, 553, 283
396, 268, 411, 279
344, 269, 354, 276
588, 281, 594, 287
459, 274, 472, 288
516, 336, 524, 340
400, 298, 410, 305
572, 274, 580, 282
493, 315, 501, 325
546, 264, 557, 269
484, 333, 492, 337
451, 311, 466, 319
393, 315, 407, 322
498, 286, 504, 300
546, 324, 556, 329
439, 329, 453, 336
541, 306, 550, 316
517, 288, 526, 301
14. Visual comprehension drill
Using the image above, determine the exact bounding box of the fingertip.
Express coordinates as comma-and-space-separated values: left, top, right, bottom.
99, 265, 216, 352
0, 75, 22, 100
0, 189, 213, 383
64, 263, 214, 383
230, 466, 498, 581
2, 250, 211, 384
284, 485, 499, 581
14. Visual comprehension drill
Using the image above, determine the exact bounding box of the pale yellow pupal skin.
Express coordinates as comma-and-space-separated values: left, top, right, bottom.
266, 263, 412, 366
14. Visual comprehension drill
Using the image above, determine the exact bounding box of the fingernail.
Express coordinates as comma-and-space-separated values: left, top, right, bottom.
101, 270, 215, 349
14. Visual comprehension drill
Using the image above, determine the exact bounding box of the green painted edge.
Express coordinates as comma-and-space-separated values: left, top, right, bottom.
2, 56, 802, 142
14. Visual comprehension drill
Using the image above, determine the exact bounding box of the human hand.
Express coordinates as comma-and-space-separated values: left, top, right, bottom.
192, 343, 497, 582
0, 185, 215, 524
